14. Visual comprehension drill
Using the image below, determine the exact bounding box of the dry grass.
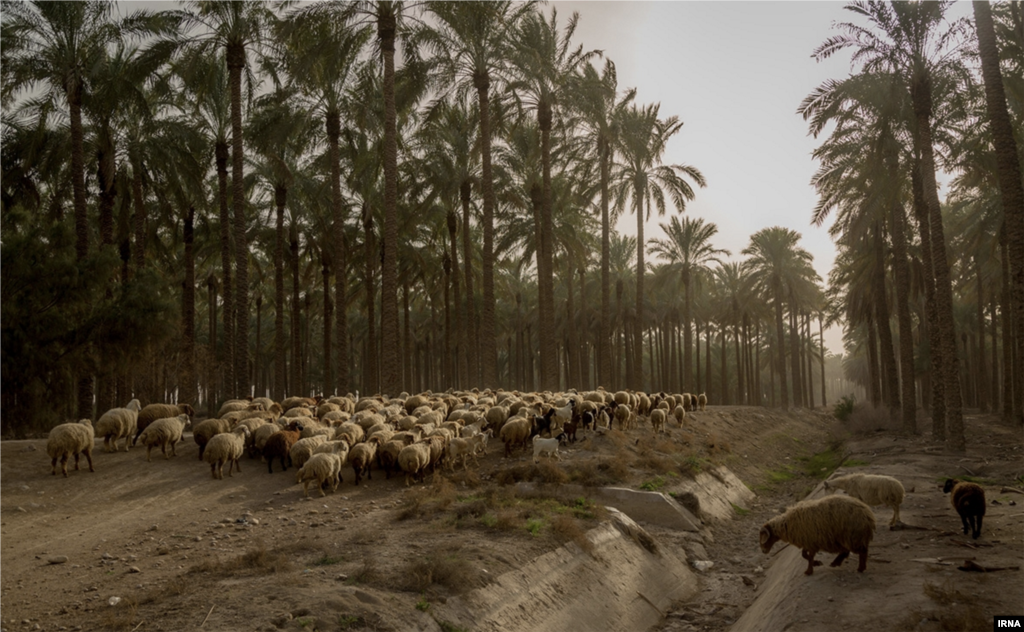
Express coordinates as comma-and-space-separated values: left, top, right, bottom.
705, 432, 731, 458
401, 549, 480, 594
896, 580, 989, 631
550, 513, 595, 554
188, 540, 294, 576
101, 597, 140, 631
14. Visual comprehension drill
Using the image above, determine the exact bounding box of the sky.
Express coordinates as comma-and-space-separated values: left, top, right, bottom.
112, 1, 973, 355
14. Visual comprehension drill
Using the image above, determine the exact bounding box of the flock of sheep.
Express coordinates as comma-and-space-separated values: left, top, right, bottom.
45, 388, 707, 488
44, 388, 988, 580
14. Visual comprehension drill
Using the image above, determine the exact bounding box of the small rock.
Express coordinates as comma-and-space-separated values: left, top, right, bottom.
128, 566, 140, 574
335, 574, 349, 582
101, 553, 114, 560
48, 556, 69, 565
146, 525, 158, 532
107, 597, 121, 607
692, 560, 714, 572
741, 576, 756, 587
250, 518, 260, 525
16, 507, 26, 513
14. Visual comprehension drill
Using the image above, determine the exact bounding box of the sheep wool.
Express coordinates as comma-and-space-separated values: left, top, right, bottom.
825, 473, 905, 526
943, 479, 986, 539
296, 453, 344, 497
47, 419, 95, 477
95, 399, 142, 453
204, 426, 250, 479
137, 414, 191, 462
759, 495, 876, 576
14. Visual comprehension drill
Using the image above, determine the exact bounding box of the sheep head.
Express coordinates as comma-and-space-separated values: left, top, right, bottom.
942, 478, 959, 494
759, 525, 779, 554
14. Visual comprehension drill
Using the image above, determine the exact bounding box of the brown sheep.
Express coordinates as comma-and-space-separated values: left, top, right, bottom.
499, 417, 532, 457
263, 421, 305, 473
192, 418, 232, 460
759, 495, 876, 576
943, 478, 986, 539
133, 403, 194, 446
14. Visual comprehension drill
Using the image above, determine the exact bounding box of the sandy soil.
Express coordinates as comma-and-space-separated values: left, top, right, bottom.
1, 406, 1020, 632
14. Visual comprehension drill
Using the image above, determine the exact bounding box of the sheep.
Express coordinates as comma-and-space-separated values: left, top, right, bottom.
759, 495, 876, 576
697, 392, 707, 411
650, 408, 667, 435
445, 437, 483, 471
133, 403, 194, 446
551, 399, 576, 430
137, 414, 191, 462
204, 426, 251, 479
47, 419, 95, 477
94, 399, 142, 453
192, 418, 233, 461
252, 422, 282, 456
281, 396, 316, 411
349, 437, 380, 485
290, 435, 329, 469
682, 393, 694, 411
532, 433, 565, 463
824, 473, 905, 526
943, 478, 986, 539
459, 419, 487, 438
284, 406, 314, 419
612, 402, 632, 430
500, 417, 533, 457
399, 441, 432, 486
296, 452, 345, 497
217, 399, 251, 418
378, 438, 406, 479
263, 421, 305, 473
673, 405, 686, 427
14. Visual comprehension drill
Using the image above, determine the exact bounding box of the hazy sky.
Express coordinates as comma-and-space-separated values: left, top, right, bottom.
115, 1, 975, 354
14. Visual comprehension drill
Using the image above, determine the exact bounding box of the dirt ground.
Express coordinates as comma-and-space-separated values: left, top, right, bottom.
1, 405, 1021, 632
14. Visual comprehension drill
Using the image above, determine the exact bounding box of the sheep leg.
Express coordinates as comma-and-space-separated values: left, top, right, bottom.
801, 550, 821, 575
233, 459, 241, 475
855, 547, 869, 572
830, 551, 850, 567
83, 448, 93, 472
210, 463, 218, 479
971, 515, 982, 539
959, 511, 970, 536
146, 446, 153, 462
267, 459, 274, 474
60, 455, 70, 478
51, 457, 58, 476
161, 443, 169, 460
302, 481, 311, 498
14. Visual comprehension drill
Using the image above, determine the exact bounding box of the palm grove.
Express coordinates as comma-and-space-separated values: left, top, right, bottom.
2, 1, 1021, 449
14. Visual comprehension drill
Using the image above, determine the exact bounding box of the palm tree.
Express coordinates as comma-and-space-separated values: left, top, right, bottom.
649, 216, 727, 391
743, 227, 816, 410
815, 0, 966, 446
510, 6, 597, 390
175, 48, 235, 403
568, 59, 635, 389
278, 5, 370, 395
418, 1, 536, 388
972, 0, 1024, 426
614, 103, 706, 390
178, 0, 276, 397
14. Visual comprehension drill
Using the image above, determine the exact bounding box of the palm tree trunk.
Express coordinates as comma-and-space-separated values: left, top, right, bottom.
911, 73, 964, 449
290, 223, 301, 395
818, 313, 827, 409
990, 298, 999, 412
228, 42, 248, 399
774, 282, 789, 410
182, 206, 196, 406
461, 181, 478, 384
322, 251, 332, 395
327, 110, 348, 395
476, 76, 498, 388
634, 185, 645, 391
976, 260, 988, 413
789, 287, 803, 407
255, 295, 262, 394
1001, 228, 1014, 420
447, 211, 463, 388
538, 100, 557, 391
275, 187, 287, 399
579, 267, 590, 389
443, 254, 452, 387
719, 325, 728, 405
215, 140, 234, 400
695, 319, 702, 393
362, 204, 378, 395
734, 323, 743, 404
684, 278, 693, 389
889, 192, 917, 430
867, 308, 882, 409
207, 276, 218, 411
69, 82, 92, 417
599, 142, 611, 388
873, 223, 901, 420
974, 0, 1024, 426
705, 325, 712, 402
911, 165, 944, 434
403, 281, 411, 391
566, 268, 578, 388
379, 12, 400, 397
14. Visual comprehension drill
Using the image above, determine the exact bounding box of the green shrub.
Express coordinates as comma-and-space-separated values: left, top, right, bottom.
834, 395, 855, 422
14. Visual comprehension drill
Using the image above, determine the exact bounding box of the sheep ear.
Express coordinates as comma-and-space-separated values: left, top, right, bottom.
759, 526, 771, 546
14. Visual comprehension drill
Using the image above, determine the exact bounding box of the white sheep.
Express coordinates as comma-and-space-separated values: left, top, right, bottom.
94, 399, 142, 453
398, 441, 432, 486
759, 495, 876, 576
290, 435, 329, 469
532, 434, 564, 463
137, 414, 191, 462
824, 473, 905, 526
47, 419, 95, 477
204, 426, 251, 479
296, 452, 345, 497
697, 392, 707, 411
650, 408, 667, 434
